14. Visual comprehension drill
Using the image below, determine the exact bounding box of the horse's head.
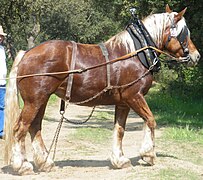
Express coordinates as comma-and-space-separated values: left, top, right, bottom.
163, 5, 201, 66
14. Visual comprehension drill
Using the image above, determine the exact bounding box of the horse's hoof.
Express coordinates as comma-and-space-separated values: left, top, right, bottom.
119, 156, 132, 168
110, 155, 132, 169
38, 159, 55, 172
140, 156, 155, 166
18, 161, 34, 175
139, 149, 156, 166
34, 154, 55, 172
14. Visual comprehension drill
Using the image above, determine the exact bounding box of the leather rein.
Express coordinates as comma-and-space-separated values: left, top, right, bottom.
164, 19, 190, 63
2, 45, 185, 81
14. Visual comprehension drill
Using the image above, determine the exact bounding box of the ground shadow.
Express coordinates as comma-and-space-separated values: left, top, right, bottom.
55, 159, 111, 168
1, 165, 19, 175
1, 157, 140, 175
55, 156, 141, 168
1, 153, 179, 175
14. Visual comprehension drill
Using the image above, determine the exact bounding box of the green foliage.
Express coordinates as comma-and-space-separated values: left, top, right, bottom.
1, 0, 124, 53
156, 63, 203, 99
146, 84, 203, 128
6, 58, 14, 72
47, 94, 58, 106
40, 0, 120, 43
164, 126, 203, 144
166, 1, 203, 96
167, 67, 203, 99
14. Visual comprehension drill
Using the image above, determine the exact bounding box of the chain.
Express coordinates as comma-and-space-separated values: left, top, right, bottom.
42, 114, 64, 168
61, 106, 96, 124
72, 60, 157, 106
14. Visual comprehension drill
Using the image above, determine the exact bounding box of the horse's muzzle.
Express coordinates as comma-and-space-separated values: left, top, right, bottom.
188, 50, 201, 67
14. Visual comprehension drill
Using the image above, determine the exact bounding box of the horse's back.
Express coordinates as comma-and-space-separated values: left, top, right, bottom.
18, 40, 72, 75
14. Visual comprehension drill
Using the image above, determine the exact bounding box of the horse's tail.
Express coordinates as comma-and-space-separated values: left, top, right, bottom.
4, 50, 26, 165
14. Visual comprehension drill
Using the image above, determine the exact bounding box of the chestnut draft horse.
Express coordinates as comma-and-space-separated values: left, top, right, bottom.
4, 5, 200, 175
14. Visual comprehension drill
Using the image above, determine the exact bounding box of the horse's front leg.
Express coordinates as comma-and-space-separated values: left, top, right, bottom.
110, 105, 131, 169
126, 92, 156, 165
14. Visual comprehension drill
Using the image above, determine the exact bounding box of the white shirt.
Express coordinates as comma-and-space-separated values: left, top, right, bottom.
0, 45, 7, 85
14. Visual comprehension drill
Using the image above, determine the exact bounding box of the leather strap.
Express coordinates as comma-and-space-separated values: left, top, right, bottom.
66, 41, 77, 101
99, 43, 111, 87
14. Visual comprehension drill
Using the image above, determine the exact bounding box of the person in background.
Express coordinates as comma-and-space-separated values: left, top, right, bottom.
0, 25, 7, 139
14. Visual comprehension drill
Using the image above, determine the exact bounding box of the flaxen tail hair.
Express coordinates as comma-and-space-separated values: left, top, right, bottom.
4, 50, 25, 164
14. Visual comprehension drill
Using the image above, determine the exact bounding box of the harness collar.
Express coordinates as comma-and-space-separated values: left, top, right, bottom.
126, 12, 161, 72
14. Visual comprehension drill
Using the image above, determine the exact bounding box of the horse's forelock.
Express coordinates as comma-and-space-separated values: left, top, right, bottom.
176, 17, 190, 37
167, 12, 189, 37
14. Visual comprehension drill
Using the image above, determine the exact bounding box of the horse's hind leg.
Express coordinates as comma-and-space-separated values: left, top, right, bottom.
126, 93, 156, 165
29, 103, 55, 172
12, 98, 54, 175
12, 103, 38, 175
110, 105, 131, 168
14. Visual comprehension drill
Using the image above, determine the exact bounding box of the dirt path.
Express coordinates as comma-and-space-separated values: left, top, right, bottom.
0, 101, 203, 179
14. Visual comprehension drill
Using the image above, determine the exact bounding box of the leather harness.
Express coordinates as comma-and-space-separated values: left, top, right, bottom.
65, 41, 77, 101
126, 24, 160, 72
65, 41, 111, 102
99, 43, 111, 87
65, 14, 163, 101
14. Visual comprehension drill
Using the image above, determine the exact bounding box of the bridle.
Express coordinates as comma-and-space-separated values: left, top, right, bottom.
165, 19, 190, 63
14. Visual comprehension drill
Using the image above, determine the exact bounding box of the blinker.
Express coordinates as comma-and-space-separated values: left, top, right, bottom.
177, 25, 188, 45
177, 25, 189, 56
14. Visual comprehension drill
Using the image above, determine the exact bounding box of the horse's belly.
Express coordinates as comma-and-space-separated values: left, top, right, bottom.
70, 88, 122, 106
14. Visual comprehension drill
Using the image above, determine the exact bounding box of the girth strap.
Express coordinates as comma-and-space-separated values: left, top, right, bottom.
99, 43, 111, 87
66, 41, 77, 101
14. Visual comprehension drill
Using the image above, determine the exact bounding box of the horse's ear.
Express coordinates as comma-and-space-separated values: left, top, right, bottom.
174, 7, 187, 22
166, 4, 172, 13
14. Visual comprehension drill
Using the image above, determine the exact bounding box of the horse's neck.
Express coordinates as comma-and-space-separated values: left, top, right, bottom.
105, 31, 135, 53
105, 13, 173, 52
142, 13, 172, 49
